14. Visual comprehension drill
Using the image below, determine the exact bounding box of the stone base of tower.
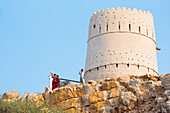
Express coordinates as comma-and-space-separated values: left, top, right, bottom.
85, 63, 158, 83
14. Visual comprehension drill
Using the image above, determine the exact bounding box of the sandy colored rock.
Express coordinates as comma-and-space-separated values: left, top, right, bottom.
141, 80, 155, 94
100, 106, 113, 113
96, 91, 110, 101
159, 74, 164, 80
109, 97, 120, 106
56, 98, 79, 110
120, 91, 137, 110
42, 92, 48, 100
165, 90, 170, 97
2, 91, 19, 99
2, 98, 20, 102
109, 86, 124, 98
65, 108, 78, 113
161, 76, 170, 90
20, 94, 28, 102
90, 101, 109, 111
166, 101, 170, 111
101, 81, 120, 91
127, 79, 142, 95
27, 93, 44, 105
74, 84, 95, 97
138, 74, 150, 82
165, 73, 170, 76
47, 87, 77, 104
150, 76, 158, 81
80, 93, 100, 106
65, 83, 77, 88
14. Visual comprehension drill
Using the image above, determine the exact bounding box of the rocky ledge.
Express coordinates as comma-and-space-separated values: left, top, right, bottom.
1, 74, 170, 113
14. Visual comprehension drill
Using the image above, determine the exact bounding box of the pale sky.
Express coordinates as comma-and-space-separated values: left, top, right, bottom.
0, 0, 170, 96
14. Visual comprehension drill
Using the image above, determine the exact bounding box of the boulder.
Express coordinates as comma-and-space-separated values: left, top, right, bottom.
27, 93, 44, 105
2, 98, 20, 102
119, 91, 137, 110
100, 106, 113, 113
74, 84, 95, 97
109, 86, 124, 98
101, 81, 120, 91
56, 98, 79, 110
150, 76, 158, 82
109, 97, 120, 106
165, 73, 170, 76
165, 90, 170, 97
166, 101, 170, 111
141, 80, 155, 94
65, 83, 77, 88
90, 101, 109, 111
126, 79, 142, 94
161, 76, 170, 90
20, 94, 28, 102
159, 74, 165, 80
2, 91, 19, 99
46, 87, 77, 104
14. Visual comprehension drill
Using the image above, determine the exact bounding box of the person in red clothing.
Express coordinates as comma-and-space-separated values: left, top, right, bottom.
51, 74, 57, 90
56, 75, 60, 88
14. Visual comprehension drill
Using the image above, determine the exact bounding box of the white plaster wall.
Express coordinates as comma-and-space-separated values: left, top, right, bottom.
85, 7, 158, 82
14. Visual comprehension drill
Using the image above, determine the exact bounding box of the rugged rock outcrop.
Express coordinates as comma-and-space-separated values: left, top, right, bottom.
1, 74, 170, 113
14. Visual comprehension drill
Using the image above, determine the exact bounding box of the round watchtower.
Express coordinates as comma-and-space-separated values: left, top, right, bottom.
85, 7, 158, 82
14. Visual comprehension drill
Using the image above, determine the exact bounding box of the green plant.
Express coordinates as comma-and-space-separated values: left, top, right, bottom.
0, 98, 64, 113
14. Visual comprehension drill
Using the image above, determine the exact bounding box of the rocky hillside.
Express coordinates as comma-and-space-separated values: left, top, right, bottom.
1, 74, 170, 113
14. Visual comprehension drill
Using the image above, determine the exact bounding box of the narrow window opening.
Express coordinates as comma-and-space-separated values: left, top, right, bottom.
127, 64, 129, 67
146, 29, 148, 35
105, 65, 107, 69
148, 68, 149, 72
137, 65, 139, 69
119, 24, 120, 30
139, 26, 141, 33
99, 26, 101, 33
106, 25, 108, 32
97, 67, 99, 71
116, 64, 118, 68
129, 24, 131, 31
93, 24, 96, 29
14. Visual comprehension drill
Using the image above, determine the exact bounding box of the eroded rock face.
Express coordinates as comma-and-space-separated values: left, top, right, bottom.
2, 74, 170, 113
2, 91, 19, 99
161, 76, 170, 90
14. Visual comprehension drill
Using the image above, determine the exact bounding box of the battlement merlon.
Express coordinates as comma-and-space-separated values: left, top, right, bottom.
91, 7, 153, 18
88, 7, 156, 43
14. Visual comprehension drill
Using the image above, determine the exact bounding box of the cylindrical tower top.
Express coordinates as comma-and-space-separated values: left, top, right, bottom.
88, 7, 156, 43
85, 7, 158, 82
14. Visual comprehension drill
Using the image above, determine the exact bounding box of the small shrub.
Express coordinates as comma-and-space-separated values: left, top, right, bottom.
0, 98, 64, 113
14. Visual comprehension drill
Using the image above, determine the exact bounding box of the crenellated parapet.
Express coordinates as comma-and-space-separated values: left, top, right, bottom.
88, 7, 156, 43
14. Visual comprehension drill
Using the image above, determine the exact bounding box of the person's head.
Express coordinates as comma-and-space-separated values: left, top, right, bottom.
57, 75, 59, 78
54, 74, 57, 77
50, 72, 53, 75
81, 69, 83, 72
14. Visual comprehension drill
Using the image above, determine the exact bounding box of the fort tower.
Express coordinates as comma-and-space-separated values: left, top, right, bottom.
85, 7, 158, 82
